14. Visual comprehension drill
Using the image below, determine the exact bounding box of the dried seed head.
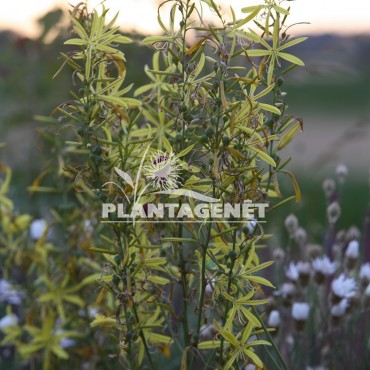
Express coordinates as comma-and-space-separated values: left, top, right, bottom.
346, 225, 361, 242
284, 213, 299, 235
294, 227, 307, 246
322, 178, 336, 198
307, 243, 323, 259
272, 247, 285, 262
327, 202, 341, 224
336, 229, 346, 245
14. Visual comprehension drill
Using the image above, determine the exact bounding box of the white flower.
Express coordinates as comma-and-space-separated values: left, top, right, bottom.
286, 262, 299, 281
345, 240, 359, 259
55, 329, 76, 349
200, 324, 216, 339
60, 337, 76, 349
88, 307, 98, 318
336, 164, 348, 180
267, 310, 280, 327
30, 219, 47, 240
278, 282, 296, 298
359, 263, 370, 282
0, 314, 18, 329
297, 262, 311, 275
0, 279, 24, 305
243, 365, 256, 370
331, 274, 357, 299
292, 302, 310, 321
312, 256, 337, 276
205, 277, 216, 295
331, 298, 348, 317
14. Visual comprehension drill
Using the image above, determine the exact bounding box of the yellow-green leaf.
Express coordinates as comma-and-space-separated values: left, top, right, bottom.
248, 146, 276, 167
278, 121, 302, 150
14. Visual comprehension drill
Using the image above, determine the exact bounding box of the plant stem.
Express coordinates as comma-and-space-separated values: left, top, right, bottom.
251, 306, 289, 370
132, 302, 157, 370
219, 227, 238, 364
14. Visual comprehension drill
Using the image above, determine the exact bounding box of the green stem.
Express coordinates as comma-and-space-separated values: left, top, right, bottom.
219, 227, 238, 364
132, 302, 157, 370
251, 306, 289, 370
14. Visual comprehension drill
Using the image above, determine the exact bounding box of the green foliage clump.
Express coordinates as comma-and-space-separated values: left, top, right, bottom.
1, 1, 306, 369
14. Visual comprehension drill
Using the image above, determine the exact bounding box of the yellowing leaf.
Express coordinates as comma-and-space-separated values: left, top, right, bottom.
248, 146, 276, 167
278, 121, 302, 150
